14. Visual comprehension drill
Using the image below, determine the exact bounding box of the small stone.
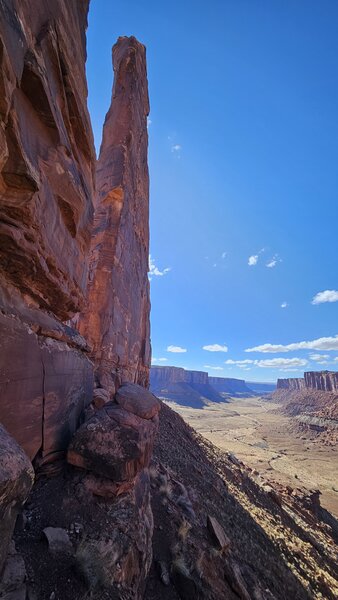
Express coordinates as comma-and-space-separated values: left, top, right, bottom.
207, 515, 230, 551
43, 527, 73, 555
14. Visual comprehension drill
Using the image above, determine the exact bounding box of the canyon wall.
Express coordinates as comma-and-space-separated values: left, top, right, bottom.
151, 366, 209, 386
150, 366, 254, 406
0, 0, 95, 463
277, 378, 306, 391
209, 376, 253, 395
277, 372, 338, 393
78, 36, 151, 395
304, 371, 338, 392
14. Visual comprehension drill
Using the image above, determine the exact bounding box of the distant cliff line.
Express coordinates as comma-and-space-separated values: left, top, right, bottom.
151, 365, 262, 395
277, 371, 338, 392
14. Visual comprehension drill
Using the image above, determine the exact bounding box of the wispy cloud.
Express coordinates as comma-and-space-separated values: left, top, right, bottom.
221, 252, 227, 259
151, 357, 168, 363
148, 255, 171, 280
167, 345, 187, 353
248, 255, 258, 266
147, 117, 152, 129
171, 144, 181, 153
312, 290, 338, 305
245, 335, 338, 353
255, 357, 307, 369
225, 357, 307, 369
225, 359, 254, 365
309, 353, 330, 364
203, 344, 228, 352
204, 365, 224, 371
280, 302, 288, 308
266, 254, 282, 268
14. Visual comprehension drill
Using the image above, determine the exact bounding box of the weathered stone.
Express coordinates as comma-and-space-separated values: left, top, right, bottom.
92, 388, 110, 409
116, 382, 160, 420
0, 0, 95, 461
0, 543, 26, 592
0, 312, 93, 461
75, 470, 153, 599
43, 527, 73, 555
207, 515, 230, 552
67, 403, 158, 482
0, 426, 34, 575
78, 36, 151, 392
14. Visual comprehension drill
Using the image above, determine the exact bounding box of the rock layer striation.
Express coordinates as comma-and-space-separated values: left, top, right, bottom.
0, 0, 95, 462
78, 36, 151, 395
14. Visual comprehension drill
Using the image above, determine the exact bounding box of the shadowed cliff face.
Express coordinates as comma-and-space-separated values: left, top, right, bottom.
277, 378, 306, 391
0, 0, 95, 462
78, 36, 151, 395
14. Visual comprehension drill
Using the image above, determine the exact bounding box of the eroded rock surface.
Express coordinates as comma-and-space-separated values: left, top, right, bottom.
0, 425, 34, 575
277, 377, 306, 390
0, 0, 95, 462
78, 36, 151, 394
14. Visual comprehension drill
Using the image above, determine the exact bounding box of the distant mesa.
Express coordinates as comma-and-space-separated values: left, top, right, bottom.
277, 371, 338, 393
150, 365, 265, 408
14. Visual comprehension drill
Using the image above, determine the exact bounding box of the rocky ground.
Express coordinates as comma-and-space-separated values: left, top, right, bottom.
171, 396, 338, 518
4, 400, 337, 599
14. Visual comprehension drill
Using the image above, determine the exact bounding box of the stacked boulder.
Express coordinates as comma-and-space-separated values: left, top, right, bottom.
67, 382, 160, 598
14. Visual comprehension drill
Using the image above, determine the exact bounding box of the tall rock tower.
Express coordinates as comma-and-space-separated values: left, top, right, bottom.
78, 36, 151, 395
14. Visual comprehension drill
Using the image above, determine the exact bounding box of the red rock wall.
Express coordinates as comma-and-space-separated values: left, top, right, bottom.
0, 0, 95, 462
277, 378, 306, 391
304, 371, 338, 392
78, 36, 151, 395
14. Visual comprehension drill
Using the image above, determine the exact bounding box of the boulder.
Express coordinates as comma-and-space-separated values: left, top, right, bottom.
67, 403, 158, 481
116, 382, 160, 420
0, 426, 34, 575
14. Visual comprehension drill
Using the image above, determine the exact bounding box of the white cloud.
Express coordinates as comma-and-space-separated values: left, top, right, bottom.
225, 359, 254, 365
255, 358, 307, 369
225, 357, 307, 370
148, 255, 171, 280
204, 365, 224, 371
151, 357, 168, 363
245, 335, 338, 353
334, 357, 338, 362
309, 353, 329, 361
221, 252, 227, 259
171, 144, 181, 152
248, 255, 258, 266
147, 117, 152, 129
312, 290, 338, 305
281, 302, 288, 308
203, 344, 228, 352
266, 254, 281, 268
167, 345, 187, 353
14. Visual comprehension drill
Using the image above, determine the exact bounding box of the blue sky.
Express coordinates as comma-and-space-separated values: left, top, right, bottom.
87, 1, 338, 383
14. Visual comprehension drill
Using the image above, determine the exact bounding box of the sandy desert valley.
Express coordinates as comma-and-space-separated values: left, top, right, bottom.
169, 396, 338, 518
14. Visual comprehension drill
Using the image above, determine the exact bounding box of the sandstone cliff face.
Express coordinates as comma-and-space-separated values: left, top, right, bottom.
209, 376, 253, 395
0, 0, 95, 462
277, 378, 306, 391
305, 371, 338, 392
78, 36, 151, 395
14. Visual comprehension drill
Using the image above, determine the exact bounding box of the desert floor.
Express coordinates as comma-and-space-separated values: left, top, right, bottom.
167, 396, 338, 518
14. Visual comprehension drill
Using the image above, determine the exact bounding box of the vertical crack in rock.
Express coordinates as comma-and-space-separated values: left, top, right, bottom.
78, 36, 151, 395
